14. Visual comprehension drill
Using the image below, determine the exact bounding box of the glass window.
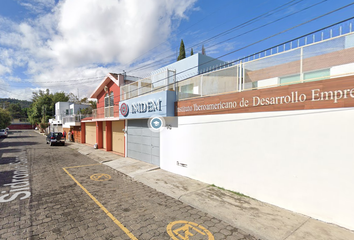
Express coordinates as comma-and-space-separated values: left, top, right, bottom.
110, 92, 114, 106
280, 74, 300, 85
104, 94, 109, 107
70, 109, 73, 115
304, 69, 330, 82
181, 84, 194, 93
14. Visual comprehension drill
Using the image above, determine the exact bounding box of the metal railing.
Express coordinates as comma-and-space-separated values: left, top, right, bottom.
62, 114, 91, 125
120, 69, 177, 101
176, 20, 354, 100
119, 18, 354, 102
92, 106, 119, 119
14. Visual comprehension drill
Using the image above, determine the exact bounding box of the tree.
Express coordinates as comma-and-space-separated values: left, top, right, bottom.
89, 100, 97, 109
7, 103, 22, 119
68, 93, 79, 103
27, 89, 71, 125
0, 109, 11, 129
52, 92, 69, 105
28, 89, 53, 125
191, 48, 194, 56
202, 45, 206, 55
177, 39, 186, 61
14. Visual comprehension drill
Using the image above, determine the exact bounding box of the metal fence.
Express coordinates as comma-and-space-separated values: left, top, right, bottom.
62, 114, 92, 124
120, 18, 354, 101
92, 106, 119, 119
177, 19, 354, 100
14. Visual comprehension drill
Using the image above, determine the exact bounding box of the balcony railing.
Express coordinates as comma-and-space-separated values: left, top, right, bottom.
118, 18, 354, 102
175, 20, 354, 101
92, 106, 119, 119
62, 114, 91, 125
120, 69, 177, 101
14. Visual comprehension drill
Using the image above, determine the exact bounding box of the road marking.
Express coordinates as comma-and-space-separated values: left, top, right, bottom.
90, 173, 111, 181
63, 167, 138, 240
167, 220, 214, 240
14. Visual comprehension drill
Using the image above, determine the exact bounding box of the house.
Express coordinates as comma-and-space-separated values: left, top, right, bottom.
50, 102, 91, 142
84, 54, 227, 163
117, 53, 227, 166
81, 73, 126, 155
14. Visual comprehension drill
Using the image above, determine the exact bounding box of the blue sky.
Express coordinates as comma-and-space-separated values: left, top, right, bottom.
1, 0, 354, 101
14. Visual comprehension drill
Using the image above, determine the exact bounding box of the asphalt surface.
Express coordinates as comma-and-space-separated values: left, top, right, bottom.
0, 130, 258, 240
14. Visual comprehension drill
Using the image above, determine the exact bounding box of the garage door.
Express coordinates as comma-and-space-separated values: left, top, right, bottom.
112, 121, 124, 155
127, 119, 160, 166
85, 122, 96, 145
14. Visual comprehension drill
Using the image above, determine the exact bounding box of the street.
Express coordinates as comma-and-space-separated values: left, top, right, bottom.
0, 130, 257, 240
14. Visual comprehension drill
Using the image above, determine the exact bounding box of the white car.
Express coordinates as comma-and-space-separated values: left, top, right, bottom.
0, 129, 8, 138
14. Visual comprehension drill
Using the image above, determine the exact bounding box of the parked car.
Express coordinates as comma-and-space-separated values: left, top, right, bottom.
46, 132, 65, 146
0, 129, 8, 138
5, 127, 9, 132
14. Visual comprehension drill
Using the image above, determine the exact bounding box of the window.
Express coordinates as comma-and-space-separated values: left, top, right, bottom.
110, 92, 114, 106
66, 109, 69, 115
181, 84, 194, 94
280, 69, 330, 86
104, 92, 114, 117
104, 93, 109, 107
70, 109, 73, 115
280, 74, 300, 85
304, 69, 330, 82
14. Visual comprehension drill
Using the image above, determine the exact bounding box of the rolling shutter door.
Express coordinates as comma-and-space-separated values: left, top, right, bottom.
85, 122, 96, 145
127, 119, 160, 166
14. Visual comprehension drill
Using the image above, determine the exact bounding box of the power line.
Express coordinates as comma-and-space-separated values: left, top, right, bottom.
206, 0, 328, 51
25, 76, 105, 83
126, 0, 310, 74
122, 0, 238, 72
117, 4, 354, 100
0, 0, 314, 87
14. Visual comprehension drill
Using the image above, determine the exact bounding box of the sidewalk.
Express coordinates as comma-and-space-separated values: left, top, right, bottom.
66, 141, 354, 240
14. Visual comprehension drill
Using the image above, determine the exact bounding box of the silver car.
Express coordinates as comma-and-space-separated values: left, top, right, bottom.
0, 129, 8, 138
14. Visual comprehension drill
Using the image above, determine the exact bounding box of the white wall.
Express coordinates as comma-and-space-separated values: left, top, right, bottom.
331, 62, 354, 78
161, 108, 354, 230
257, 77, 279, 88
151, 53, 227, 83
55, 102, 71, 120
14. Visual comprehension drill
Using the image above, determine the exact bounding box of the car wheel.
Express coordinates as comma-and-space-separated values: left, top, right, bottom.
62, 142, 65, 146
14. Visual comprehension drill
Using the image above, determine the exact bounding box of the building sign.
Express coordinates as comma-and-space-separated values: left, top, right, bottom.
119, 91, 176, 119
131, 99, 162, 114
176, 76, 354, 116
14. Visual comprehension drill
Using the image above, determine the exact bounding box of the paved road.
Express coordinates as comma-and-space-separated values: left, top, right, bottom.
0, 130, 258, 240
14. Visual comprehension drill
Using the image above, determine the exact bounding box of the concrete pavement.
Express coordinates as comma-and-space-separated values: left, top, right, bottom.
64, 140, 354, 240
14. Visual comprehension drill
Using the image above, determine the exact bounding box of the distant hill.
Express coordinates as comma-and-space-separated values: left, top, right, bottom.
0, 98, 32, 109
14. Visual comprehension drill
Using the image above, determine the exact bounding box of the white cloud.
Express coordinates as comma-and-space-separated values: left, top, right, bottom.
0, 64, 11, 75
17, 0, 56, 14
49, 0, 197, 66
0, 0, 197, 100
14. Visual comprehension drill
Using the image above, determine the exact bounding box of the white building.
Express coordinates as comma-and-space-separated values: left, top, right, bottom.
50, 102, 91, 132
119, 24, 354, 231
